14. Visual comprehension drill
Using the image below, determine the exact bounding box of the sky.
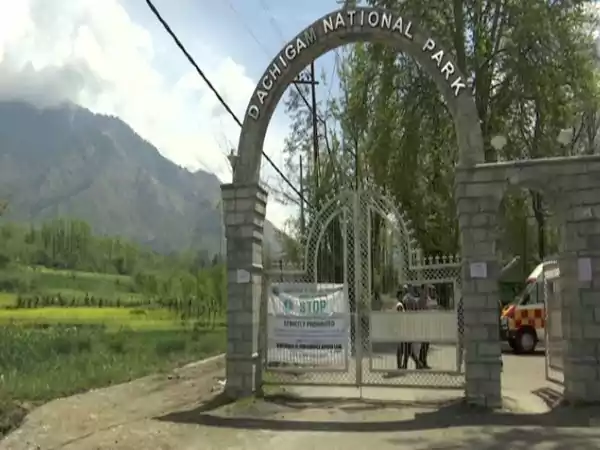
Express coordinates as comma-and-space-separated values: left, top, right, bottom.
0, 0, 345, 230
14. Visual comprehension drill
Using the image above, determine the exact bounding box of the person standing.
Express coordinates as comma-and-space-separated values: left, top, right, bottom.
418, 284, 432, 369
396, 284, 421, 369
395, 287, 407, 369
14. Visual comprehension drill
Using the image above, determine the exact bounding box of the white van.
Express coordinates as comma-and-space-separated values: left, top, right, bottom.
500, 260, 559, 353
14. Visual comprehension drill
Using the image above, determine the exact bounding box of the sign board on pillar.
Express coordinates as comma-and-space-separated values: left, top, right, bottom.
236, 269, 251, 283
469, 262, 487, 279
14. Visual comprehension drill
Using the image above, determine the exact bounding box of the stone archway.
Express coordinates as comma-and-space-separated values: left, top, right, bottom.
221, 6, 492, 404
233, 7, 484, 184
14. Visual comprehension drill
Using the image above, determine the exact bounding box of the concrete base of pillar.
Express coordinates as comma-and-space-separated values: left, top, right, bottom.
225, 358, 258, 400
465, 360, 502, 409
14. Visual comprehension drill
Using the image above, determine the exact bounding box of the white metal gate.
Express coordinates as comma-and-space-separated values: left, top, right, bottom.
261, 188, 464, 389
544, 261, 564, 384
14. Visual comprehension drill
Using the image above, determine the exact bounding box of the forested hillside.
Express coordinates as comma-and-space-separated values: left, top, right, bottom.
0, 101, 282, 256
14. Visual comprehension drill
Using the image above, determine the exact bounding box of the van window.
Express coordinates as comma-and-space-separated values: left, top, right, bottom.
519, 281, 542, 306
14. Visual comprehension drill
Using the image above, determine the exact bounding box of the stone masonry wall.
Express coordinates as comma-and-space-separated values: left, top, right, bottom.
560, 165, 600, 403
456, 155, 600, 406
455, 176, 504, 408
221, 183, 267, 398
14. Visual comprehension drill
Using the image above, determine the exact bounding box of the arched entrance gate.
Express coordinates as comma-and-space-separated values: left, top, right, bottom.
221, 6, 503, 407
262, 187, 465, 389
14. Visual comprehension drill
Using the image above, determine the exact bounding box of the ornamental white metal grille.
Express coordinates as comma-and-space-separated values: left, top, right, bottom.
261, 188, 464, 389
544, 260, 564, 385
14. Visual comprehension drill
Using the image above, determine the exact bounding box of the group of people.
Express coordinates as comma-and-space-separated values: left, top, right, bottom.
395, 284, 433, 370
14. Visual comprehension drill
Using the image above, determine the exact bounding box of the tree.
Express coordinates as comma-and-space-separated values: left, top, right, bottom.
281, 0, 600, 268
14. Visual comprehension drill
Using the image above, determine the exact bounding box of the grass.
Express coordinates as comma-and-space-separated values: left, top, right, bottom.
0, 265, 136, 299
0, 266, 227, 438
35, 287, 145, 304
0, 307, 188, 330
0, 323, 225, 438
0, 293, 15, 308
27, 265, 131, 282
0, 324, 225, 401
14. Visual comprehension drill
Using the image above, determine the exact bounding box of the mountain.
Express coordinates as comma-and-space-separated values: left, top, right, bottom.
0, 101, 283, 256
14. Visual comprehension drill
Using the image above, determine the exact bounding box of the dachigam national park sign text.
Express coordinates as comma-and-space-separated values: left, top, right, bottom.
246, 8, 467, 122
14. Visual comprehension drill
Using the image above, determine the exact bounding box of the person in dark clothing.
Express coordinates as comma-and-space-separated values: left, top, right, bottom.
395, 290, 407, 369
396, 284, 422, 369
418, 284, 432, 369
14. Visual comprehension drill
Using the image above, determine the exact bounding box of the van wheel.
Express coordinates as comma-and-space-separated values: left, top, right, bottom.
514, 328, 537, 354
508, 338, 517, 351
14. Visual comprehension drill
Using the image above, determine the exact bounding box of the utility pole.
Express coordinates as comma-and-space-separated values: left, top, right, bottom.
310, 62, 319, 190
299, 155, 306, 237
291, 65, 320, 191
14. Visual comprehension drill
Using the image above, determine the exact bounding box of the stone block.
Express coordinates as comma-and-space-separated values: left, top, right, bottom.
227, 325, 243, 341
231, 310, 254, 327
569, 363, 599, 382
570, 188, 600, 206
477, 310, 501, 326
477, 341, 502, 358
465, 379, 501, 408
469, 212, 496, 228
240, 325, 256, 342
232, 339, 255, 356
583, 381, 600, 402
564, 380, 587, 403
582, 324, 600, 339
225, 359, 256, 398
465, 361, 500, 381
473, 279, 497, 294
464, 325, 491, 340
458, 213, 471, 228
480, 379, 502, 399
464, 182, 503, 198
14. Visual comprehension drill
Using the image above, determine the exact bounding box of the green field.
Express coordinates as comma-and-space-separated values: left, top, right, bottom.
0, 324, 225, 401
0, 266, 143, 306
0, 265, 226, 437
0, 293, 14, 308
0, 306, 181, 328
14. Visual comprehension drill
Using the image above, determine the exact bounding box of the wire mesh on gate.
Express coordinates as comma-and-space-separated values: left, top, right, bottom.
359, 190, 464, 388
262, 188, 465, 389
263, 190, 355, 386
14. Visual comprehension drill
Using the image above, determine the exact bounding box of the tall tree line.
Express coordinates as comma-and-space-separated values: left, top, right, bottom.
277, 0, 600, 285
0, 217, 217, 275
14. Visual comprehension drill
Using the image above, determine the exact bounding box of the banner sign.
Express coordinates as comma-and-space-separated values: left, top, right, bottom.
266, 283, 350, 367
267, 283, 348, 315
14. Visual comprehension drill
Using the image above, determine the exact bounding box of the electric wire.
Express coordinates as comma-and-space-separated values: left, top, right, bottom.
145, 0, 309, 207
229, 0, 326, 126
254, 0, 350, 179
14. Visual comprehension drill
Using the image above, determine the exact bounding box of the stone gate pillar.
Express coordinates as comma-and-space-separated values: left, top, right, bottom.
561, 181, 600, 404
221, 182, 267, 398
456, 169, 503, 408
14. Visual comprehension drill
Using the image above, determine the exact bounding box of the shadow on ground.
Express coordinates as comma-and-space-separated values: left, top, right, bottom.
387, 427, 600, 450
156, 387, 599, 431
501, 349, 545, 356
154, 388, 600, 449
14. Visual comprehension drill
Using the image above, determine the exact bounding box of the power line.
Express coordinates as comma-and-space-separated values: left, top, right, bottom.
256, 0, 349, 182
257, 0, 286, 43
229, 0, 326, 126
326, 51, 339, 106
144, 0, 309, 207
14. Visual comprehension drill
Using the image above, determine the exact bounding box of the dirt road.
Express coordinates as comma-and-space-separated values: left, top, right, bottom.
2, 353, 600, 449
0, 356, 229, 450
